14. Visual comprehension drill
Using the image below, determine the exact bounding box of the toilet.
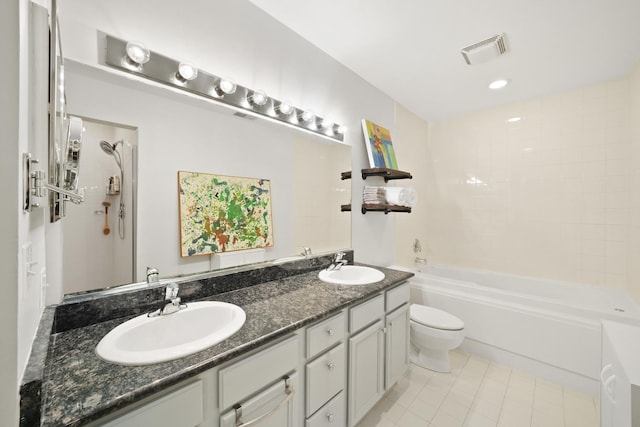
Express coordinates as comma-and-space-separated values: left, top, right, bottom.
410, 303, 465, 373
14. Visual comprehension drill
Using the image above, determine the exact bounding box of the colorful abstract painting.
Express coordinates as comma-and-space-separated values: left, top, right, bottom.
178, 171, 274, 257
361, 119, 399, 169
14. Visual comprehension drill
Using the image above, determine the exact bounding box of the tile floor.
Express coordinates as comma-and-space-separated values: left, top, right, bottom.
356, 350, 600, 427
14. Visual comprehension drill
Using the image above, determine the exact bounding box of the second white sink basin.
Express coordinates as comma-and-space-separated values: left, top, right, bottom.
96, 301, 246, 366
318, 265, 385, 285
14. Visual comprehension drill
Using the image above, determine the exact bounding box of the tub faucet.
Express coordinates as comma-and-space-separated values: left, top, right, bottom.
327, 252, 348, 271
146, 267, 159, 284
149, 283, 183, 317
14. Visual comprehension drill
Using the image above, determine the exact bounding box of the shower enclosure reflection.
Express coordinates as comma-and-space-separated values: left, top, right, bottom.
63, 119, 137, 293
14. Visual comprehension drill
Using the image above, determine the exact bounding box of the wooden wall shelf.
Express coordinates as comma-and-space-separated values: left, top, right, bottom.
361, 168, 412, 182
361, 204, 411, 215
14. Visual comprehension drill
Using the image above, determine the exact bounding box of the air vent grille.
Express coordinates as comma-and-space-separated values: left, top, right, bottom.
461, 33, 508, 65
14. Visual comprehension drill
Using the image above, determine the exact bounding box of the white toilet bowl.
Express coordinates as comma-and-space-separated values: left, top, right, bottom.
410, 303, 465, 373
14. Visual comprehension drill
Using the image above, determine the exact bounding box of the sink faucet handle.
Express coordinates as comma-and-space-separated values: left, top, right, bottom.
146, 267, 159, 283
165, 283, 179, 300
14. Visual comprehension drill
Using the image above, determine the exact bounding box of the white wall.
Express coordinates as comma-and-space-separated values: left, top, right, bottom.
393, 104, 430, 267
424, 75, 637, 296
1, 0, 21, 423
629, 62, 640, 302
57, 0, 397, 291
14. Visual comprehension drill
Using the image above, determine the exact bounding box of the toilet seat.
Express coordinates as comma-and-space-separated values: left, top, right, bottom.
410, 304, 464, 331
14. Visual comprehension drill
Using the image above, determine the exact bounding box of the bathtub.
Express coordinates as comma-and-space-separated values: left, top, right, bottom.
398, 264, 640, 394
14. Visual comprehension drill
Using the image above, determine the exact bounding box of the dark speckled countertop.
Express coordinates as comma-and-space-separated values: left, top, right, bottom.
25, 257, 412, 427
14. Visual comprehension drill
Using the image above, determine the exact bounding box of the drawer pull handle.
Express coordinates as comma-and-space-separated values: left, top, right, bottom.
327, 362, 334, 370
234, 375, 294, 427
327, 413, 335, 423
327, 328, 335, 336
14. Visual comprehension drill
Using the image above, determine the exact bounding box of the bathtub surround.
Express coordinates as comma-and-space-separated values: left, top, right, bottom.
424, 70, 640, 300
19, 254, 413, 426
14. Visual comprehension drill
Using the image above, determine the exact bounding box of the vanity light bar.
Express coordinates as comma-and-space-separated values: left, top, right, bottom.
104, 35, 344, 142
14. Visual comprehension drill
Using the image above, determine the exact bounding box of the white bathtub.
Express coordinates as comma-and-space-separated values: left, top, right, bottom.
398, 264, 640, 394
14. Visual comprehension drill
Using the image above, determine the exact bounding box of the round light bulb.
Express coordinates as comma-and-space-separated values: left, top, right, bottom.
275, 100, 294, 115
336, 124, 347, 134
320, 117, 334, 129
217, 79, 237, 95
248, 89, 268, 106
489, 79, 509, 90
125, 41, 150, 65
300, 110, 315, 122
177, 62, 198, 81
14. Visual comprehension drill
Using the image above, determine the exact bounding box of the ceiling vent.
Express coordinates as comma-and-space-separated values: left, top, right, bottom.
461, 33, 508, 65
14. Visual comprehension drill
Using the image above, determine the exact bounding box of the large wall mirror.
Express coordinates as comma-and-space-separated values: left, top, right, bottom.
60, 59, 351, 294
57, 0, 354, 295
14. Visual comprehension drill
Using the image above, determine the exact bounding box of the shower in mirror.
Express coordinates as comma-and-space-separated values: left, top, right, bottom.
99, 140, 126, 239
62, 119, 137, 294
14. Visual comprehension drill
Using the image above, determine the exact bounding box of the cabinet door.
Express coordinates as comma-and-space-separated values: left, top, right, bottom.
385, 304, 409, 390
348, 319, 384, 427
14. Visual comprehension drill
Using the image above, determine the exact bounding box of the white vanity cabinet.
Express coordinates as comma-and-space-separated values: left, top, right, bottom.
218, 333, 302, 427
304, 311, 348, 427
348, 282, 410, 427
601, 320, 640, 427
94, 379, 207, 427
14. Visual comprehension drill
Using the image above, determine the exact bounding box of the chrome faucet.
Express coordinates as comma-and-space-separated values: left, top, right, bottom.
301, 247, 312, 258
148, 283, 183, 317
146, 267, 159, 284
327, 252, 348, 271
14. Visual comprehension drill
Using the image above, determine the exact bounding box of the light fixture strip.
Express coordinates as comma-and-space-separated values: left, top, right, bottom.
104, 35, 344, 142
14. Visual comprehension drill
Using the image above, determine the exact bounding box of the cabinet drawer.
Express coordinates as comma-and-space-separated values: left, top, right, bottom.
307, 311, 346, 359
306, 343, 345, 416
220, 372, 299, 427
306, 390, 346, 427
101, 380, 203, 427
386, 282, 410, 312
349, 294, 384, 333
219, 334, 300, 411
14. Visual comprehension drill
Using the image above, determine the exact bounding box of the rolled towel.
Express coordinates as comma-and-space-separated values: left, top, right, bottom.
384, 187, 406, 206
403, 187, 417, 208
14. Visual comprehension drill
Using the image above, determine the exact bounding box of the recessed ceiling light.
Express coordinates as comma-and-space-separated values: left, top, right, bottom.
506, 116, 521, 123
489, 79, 509, 90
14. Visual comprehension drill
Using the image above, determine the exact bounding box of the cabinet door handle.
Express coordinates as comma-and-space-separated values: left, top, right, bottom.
327, 362, 334, 370
380, 327, 387, 334
327, 413, 335, 423
327, 328, 335, 336
234, 376, 294, 427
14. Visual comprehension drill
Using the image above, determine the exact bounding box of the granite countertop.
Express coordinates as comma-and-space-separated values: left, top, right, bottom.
38, 264, 413, 426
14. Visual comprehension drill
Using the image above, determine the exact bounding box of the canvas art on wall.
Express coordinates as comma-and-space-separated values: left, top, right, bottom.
361, 119, 399, 169
178, 171, 274, 257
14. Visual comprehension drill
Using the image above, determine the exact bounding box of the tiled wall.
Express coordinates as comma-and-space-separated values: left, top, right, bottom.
629, 63, 640, 302
393, 104, 430, 266
425, 74, 637, 295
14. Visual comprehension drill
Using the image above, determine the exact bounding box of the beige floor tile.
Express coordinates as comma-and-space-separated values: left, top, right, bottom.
363, 354, 598, 427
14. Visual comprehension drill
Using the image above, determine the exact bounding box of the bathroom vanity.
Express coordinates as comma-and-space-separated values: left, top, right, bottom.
20, 253, 413, 427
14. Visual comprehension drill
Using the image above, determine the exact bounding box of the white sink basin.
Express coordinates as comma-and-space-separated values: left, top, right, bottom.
318, 265, 385, 285
96, 301, 246, 365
